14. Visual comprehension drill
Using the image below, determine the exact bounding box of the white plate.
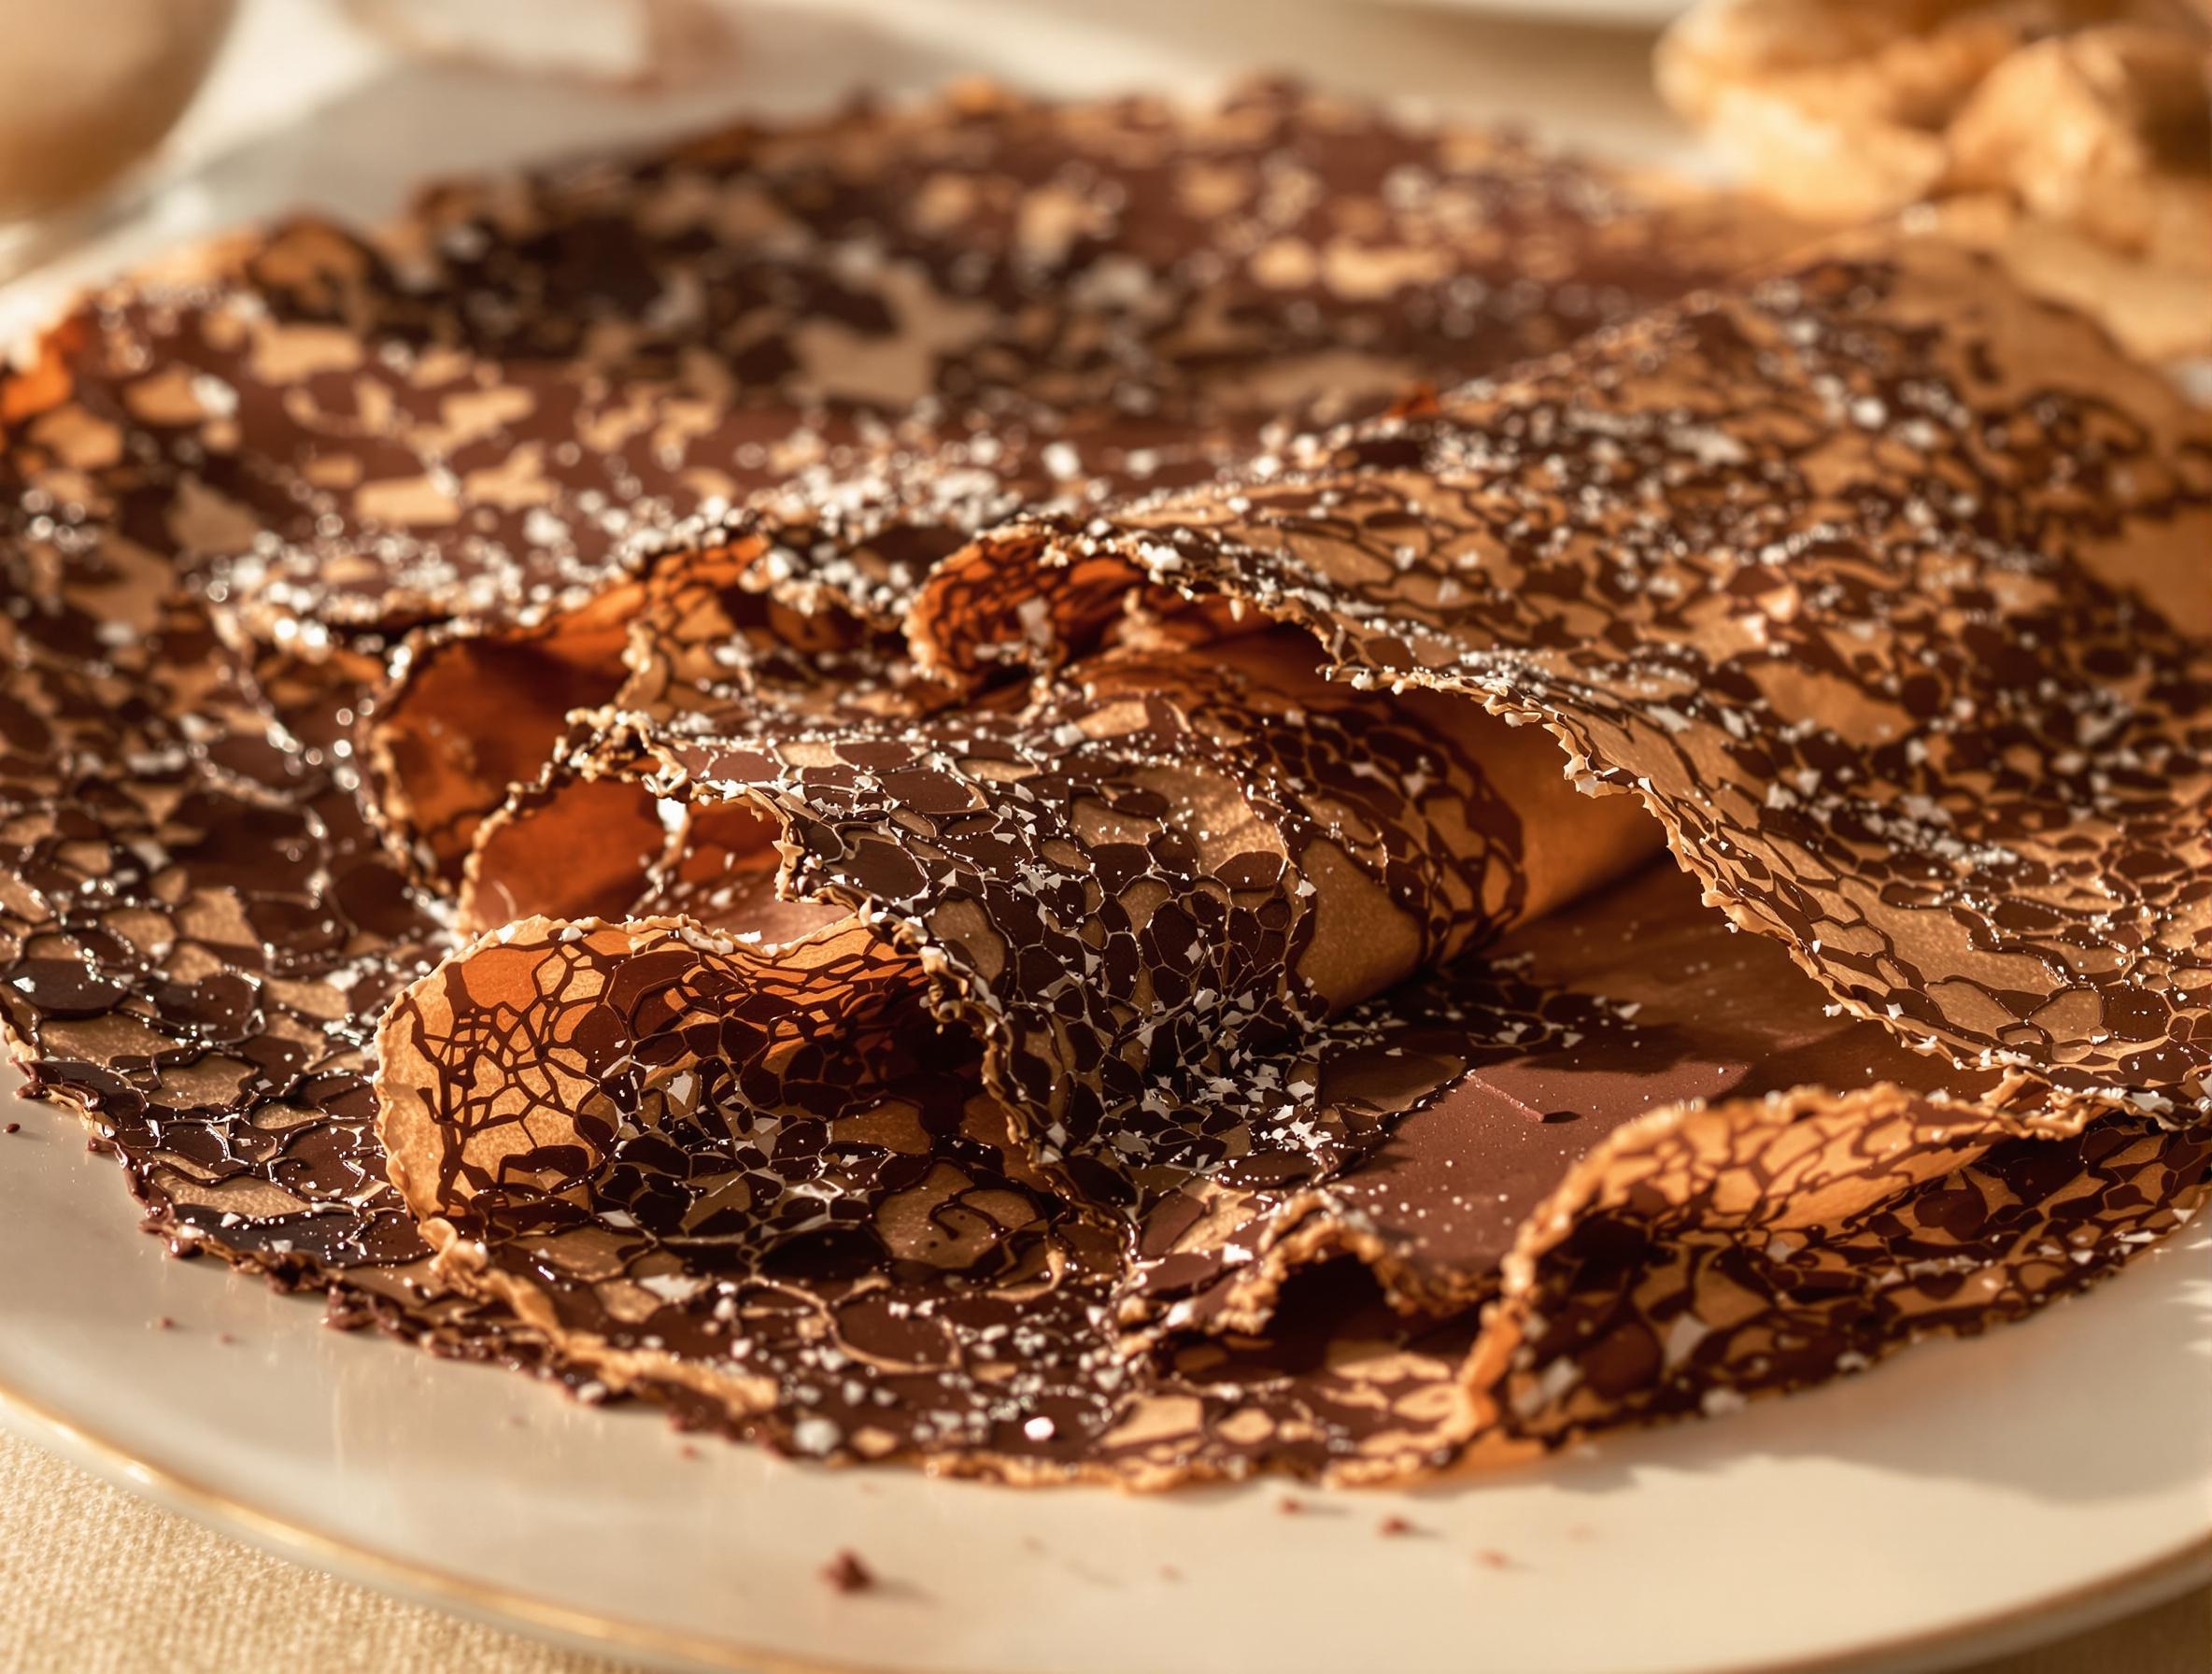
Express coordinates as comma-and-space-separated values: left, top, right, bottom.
4, 4, 2206, 1670
3, 1071, 2207, 1674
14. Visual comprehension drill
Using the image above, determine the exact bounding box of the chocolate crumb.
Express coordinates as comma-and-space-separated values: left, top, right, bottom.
4, 1122, 19, 1133
1277, 1496, 1304, 1514
1475, 1549, 1511, 1570
151, 1316, 175, 1330
1378, 1515, 1416, 1537
822, 1550, 874, 1594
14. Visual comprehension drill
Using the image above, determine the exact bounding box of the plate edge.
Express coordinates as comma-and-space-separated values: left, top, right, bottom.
0, 1352, 2204, 1674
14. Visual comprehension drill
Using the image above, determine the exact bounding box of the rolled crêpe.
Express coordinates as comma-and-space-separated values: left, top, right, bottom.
372, 229, 2212, 1479
418, 620, 1659, 1241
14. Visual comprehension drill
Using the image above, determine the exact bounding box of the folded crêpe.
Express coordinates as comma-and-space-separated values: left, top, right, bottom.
1, 84, 2205, 1485
376, 229, 2212, 1482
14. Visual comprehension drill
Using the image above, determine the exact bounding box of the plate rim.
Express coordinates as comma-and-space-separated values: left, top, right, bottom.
2, 1334, 2205, 1674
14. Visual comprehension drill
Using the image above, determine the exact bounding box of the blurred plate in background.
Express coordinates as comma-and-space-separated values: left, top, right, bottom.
1385, 0, 1685, 25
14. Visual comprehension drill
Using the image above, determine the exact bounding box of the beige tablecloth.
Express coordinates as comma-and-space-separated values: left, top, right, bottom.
0, 1426, 2202, 1674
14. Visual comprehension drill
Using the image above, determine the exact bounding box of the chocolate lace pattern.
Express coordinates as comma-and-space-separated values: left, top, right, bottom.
0, 91, 2205, 1487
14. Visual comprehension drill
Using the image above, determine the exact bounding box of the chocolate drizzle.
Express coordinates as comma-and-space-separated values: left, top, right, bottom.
2, 85, 2207, 1487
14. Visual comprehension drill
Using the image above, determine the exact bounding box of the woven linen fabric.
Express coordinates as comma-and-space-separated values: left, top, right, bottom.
0, 1427, 640, 1673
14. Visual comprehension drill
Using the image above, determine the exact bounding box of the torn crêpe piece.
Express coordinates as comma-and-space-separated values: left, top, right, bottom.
347, 82, 1806, 880
1657, 0, 2212, 358
1467, 1085, 2211, 1452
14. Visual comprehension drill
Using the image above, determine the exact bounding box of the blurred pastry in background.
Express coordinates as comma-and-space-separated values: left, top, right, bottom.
1658, 0, 2212, 359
